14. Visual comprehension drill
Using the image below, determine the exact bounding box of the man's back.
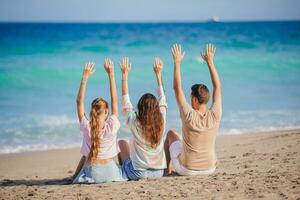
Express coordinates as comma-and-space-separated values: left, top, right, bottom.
165, 43, 222, 175
179, 102, 222, 170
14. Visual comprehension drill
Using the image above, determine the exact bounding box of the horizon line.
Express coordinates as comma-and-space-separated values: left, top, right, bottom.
0, 19, 299, 24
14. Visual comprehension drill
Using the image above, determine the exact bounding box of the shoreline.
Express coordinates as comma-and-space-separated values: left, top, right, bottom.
0, 128, 299, 199
0, 128, 299, 157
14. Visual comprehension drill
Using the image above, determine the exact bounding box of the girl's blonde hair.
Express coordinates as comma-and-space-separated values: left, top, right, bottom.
88, 97, 109, 162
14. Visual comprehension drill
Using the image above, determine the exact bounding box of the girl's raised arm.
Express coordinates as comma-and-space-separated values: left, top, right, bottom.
104, 58, 118, 117
76, 62, 95, 122
120, 57, 135, 124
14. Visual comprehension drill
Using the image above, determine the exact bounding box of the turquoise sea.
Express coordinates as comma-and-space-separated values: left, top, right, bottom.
0, 21, 300, 154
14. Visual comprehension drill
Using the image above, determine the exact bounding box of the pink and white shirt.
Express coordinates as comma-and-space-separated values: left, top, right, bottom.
79, 115, 120, 159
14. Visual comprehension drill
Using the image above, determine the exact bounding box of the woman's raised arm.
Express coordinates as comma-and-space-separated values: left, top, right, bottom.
153, 57, 163, 87
153, 57, 167, 114
120, 57, 131, 97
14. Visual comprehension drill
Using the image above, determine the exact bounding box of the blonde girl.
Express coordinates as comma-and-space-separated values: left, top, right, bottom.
73, 59, 127, 183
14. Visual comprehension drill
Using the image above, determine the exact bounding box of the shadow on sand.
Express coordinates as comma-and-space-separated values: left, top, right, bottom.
0, 177, 73, 187
0, 171, 180, 187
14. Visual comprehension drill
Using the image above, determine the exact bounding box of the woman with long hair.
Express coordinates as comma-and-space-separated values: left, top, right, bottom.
73, 59, 127, 183
118, 57, 167, 180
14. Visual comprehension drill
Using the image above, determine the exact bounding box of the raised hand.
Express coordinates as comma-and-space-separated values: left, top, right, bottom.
201, 43, 221, 107
201, 43, 216, 64
104, 58, 114, 75
172, 43, 187, 106
153, 57, 163, 75
119, 57, 131, 76
171, 44, 185, 63
77, 61, 95, 122
82, 62, 95, 80
104, 58, 118, 116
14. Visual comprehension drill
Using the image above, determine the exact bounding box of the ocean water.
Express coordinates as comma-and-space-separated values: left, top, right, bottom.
0, 21, 300, 154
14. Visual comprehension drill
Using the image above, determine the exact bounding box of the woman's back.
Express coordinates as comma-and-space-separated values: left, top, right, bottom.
122, 87, 167, 170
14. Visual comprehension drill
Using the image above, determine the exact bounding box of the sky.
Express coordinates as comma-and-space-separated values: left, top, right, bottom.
0, 0, 300, 22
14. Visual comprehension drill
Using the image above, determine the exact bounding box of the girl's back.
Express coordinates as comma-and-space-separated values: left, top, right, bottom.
73, 60, 127, 184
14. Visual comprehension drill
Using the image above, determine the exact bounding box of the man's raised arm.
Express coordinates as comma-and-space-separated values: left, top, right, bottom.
201, 43, 222, 107
172, 44, 187, 107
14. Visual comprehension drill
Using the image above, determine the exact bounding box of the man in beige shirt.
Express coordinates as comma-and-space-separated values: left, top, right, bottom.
164, 43, 222, 176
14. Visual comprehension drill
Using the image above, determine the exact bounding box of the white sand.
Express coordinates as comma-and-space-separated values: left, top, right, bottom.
0, 129, 299, 199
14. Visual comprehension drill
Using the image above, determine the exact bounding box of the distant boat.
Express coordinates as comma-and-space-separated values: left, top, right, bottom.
208, 16, 220, 23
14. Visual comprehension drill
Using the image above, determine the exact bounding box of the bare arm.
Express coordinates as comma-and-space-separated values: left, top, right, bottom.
104, 58, 118, 117
76, 62, 95, 122
153, 57, 168, 115
120, 57, 131, 96
201, 44, 222, 106
153, 57, 163, 86
171, 44, 187, 107
72, 156, 86, 180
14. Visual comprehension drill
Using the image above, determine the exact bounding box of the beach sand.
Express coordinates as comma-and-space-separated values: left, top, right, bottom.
0, 129, 299, 200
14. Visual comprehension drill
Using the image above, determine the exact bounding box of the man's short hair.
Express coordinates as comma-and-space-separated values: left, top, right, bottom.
191, 84, 210, 104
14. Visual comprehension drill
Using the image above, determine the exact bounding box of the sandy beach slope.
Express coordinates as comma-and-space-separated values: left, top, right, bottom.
0, 129, 299, 199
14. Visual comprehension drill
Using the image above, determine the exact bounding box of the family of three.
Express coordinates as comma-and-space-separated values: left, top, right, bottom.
72, 43, 222, 184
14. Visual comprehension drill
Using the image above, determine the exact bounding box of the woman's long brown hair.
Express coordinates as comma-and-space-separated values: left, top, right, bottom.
88, 98, 109, 162
137, 93, 164, 148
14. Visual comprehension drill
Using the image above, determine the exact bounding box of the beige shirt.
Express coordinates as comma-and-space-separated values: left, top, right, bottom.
179, 101, 222, 170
